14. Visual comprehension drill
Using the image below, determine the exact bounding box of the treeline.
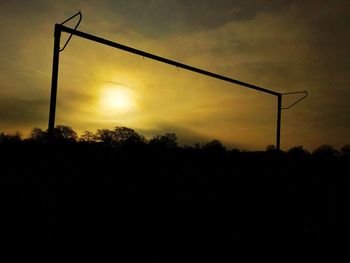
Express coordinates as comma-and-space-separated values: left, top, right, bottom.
1, 124, 350, 158
0, 124, 349, 255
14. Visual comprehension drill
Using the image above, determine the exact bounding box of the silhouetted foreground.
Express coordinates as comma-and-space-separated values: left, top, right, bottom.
1, 127, 349, 259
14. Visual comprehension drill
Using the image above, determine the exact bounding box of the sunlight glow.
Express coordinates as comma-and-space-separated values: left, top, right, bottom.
99, 84, 137, 114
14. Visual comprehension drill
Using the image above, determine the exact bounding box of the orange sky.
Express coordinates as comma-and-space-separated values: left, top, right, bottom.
1, 0, 349, 150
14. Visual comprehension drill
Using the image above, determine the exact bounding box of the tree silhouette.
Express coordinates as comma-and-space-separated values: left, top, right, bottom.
312, 144, 340, 159
341, 144, 350, 158
95, 126, 144, 147
287, 145, 310, 158
95, 129, 114, 144
149, 133, 178, 150
112, 127, 144, 144
79, 130, 96, 143
202, 139, 226, 153
0, 132, 22, 143
54, 125, 78, 142
29, 127, 48, 142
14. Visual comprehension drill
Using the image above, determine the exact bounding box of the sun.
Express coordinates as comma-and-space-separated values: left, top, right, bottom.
99, 85, 136, 114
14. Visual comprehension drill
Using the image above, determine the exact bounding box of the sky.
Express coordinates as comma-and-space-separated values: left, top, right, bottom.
0, 0, 349, 150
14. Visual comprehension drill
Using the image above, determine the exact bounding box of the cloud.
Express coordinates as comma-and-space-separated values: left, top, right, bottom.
0, 96, 47, 126
84, 0, 296, 36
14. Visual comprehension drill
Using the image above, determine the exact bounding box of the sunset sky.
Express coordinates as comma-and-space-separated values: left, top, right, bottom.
0, 0, 349, 150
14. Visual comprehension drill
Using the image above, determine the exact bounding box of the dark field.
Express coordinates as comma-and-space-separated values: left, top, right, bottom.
1, 137, 349, 259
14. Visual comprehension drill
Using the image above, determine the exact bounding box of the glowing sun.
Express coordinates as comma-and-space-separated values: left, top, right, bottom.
99, 85, 136, 114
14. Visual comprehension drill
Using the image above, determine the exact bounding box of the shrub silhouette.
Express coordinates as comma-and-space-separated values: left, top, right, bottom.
266, 144, 276, 152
